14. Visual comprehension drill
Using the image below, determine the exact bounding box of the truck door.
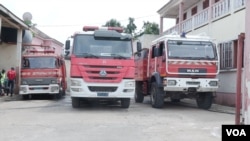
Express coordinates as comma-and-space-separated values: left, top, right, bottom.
134, 52, 140, 80
149, 45, 157, 76
156, 41, 166, 76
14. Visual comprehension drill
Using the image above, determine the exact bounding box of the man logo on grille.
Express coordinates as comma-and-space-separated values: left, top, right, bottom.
99, 70, 107, 77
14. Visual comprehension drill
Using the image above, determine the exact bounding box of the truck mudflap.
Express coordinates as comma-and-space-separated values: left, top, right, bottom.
70, 78, 135, 98
163, 77, 219, 92
19, 84, 60, 95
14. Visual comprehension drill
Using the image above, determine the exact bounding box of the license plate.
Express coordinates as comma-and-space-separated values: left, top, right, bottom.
97, 93, 109, 97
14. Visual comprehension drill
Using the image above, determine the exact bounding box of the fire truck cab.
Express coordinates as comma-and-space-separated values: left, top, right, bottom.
134, 33, 219, 109
65, 26, 135, 108
19, 45, 67, 99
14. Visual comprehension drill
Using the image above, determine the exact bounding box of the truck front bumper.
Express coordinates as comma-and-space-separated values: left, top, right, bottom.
19, 84, 60, 95
163, 77, 219, 92
70, 78, 135, 99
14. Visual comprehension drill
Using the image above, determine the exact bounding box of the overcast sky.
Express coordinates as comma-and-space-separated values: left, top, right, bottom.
1, 0, 175, 43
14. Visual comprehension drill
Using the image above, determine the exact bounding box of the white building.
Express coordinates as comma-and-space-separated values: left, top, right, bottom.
157, 0, 247, 123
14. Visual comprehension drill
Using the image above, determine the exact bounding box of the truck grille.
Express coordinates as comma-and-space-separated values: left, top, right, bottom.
81, 65, 125, 83
88, 86, 117, 92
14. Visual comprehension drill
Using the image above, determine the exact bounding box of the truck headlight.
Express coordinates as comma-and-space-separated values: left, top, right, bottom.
71, 80, 81, 86
125, 81, 135, 87
167, 80, 177, 86
51, 86, 59, 92
21, 87, 27, 92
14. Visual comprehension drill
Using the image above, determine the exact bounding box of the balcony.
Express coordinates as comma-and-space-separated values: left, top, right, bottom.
163, 0, 245, 34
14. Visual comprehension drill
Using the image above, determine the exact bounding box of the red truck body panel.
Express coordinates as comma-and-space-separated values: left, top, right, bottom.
19, 45, 67, 96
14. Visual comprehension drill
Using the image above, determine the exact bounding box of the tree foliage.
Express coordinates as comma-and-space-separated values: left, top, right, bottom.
103, 19, 122, 27
142, 21, 159, 35
103, 18, 160, 39
124, 17, 137, 35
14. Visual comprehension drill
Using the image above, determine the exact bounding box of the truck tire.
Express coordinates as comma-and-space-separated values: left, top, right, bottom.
22, 95, 29, 100
72, 97, 80, 108
150, 82, 164, 108
196, 92, 213, 110
135, 81, 144, 103
54, 93, 62, 100
121, 98, 130, 108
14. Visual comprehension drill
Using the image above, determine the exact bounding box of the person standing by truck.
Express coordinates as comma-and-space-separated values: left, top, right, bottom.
0, 69, 7, 96
7, 67, 16, 97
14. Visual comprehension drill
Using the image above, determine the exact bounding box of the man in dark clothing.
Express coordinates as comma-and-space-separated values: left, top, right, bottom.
7, 67, 16, 97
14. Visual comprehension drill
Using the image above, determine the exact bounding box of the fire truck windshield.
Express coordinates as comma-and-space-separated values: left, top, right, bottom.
167, 40, 217, 60
22, 57, 57, 69
73, 35, 133, 59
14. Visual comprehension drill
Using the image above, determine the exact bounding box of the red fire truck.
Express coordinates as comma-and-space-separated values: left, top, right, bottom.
65, 26, 135, 108
19, 45, 67, 99
134, 33, 219, 109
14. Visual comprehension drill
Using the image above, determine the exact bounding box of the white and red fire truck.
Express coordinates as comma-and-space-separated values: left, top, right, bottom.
19, 45, 67, 99
65, 26, 135, 108
134, 33, 219, 109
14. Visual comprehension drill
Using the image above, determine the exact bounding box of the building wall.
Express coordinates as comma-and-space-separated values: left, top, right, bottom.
190, 9, 245, 41
160, 0, 246, 107
0, 43, 18, 70
243, 0, 250, 124
180, 5, 246, 107
133, 34, 159, 53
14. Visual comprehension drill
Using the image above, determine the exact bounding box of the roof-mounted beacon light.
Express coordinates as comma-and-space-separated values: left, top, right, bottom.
83, 26, 123, 33
83, 26, 99, 31
180, 32, 186, 38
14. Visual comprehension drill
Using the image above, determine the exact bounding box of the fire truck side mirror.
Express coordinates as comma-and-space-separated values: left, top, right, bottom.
65, 40, 70, 50
136, 42, 142, 51
154, 47, 160, 57
65, 50, 70, 56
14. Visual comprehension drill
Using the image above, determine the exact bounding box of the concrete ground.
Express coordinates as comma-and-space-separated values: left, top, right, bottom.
0, 94, 236, 141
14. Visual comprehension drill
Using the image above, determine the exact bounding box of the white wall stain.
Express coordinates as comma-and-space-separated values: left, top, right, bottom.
244, 80, 250, 124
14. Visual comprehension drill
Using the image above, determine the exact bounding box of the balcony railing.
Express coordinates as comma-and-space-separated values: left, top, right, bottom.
212, 0, 231, 19
182, 17, 192, 32
163, 25, 179, 35
234, 0, 245, 10
193, 8, 209, 29
164, 0, 245, 34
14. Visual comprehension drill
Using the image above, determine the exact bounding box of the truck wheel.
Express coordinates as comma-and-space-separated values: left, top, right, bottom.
196, 92, 213, 110
72, 97, 80, 108
54, 93, 61, 99
60, 83, 66, 96
135, 81, 144, 103
22, 95, 29, 100
150, 82, 164, 108
121, 98, 130, 108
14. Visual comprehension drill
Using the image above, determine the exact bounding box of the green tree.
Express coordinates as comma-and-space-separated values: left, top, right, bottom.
142, 21, 159, 35
103, 19, 122, 27
124, 17, 137, 35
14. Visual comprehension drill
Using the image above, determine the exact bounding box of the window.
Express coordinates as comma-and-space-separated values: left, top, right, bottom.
159, 42, 165, 56
191, 6, 197, 16
73, 34, 133, 58
22, 57, 57, 69
203, 0, 209, 9
183, 13, 187, 20
151, 45, 157, 58
215, 0, 220, 3
167, 40, 216, 59
219, 41, 235, 69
